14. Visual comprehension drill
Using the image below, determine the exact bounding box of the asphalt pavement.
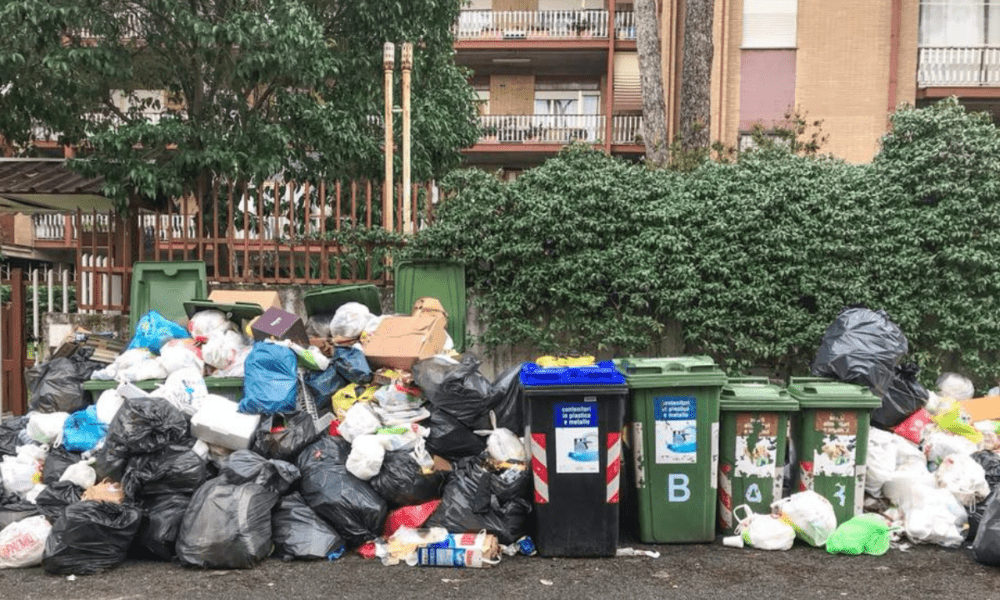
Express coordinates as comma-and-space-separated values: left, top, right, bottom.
0, 542, 997, 600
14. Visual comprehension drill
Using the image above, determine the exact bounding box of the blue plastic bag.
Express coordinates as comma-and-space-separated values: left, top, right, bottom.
238, 343, 299, 415
63, 405, 108, 452
305, 366, 346, 412
128, 311, 191, 354
333, 347, 372, 384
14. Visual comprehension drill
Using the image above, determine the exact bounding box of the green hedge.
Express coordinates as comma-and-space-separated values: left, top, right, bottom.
401, 98, 1000, 390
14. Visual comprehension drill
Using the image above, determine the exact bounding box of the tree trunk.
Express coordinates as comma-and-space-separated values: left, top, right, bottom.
679, 0, 714, 151
634, 0, 669, 167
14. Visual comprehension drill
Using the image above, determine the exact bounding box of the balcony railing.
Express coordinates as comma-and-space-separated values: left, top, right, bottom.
455, 10, 610, 40
918, 46, 1000, 86
477, 114, 644, 145
615, 11, 636, 41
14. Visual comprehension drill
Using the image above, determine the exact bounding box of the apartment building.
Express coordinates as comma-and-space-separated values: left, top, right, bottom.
459, 0, 1000, 169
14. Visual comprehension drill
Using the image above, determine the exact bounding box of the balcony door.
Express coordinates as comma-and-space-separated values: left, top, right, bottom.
920, 0, 1000, 45
535, 91, 601, 141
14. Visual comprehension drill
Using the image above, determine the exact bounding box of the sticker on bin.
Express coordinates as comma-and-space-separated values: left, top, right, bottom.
554, 403, 600, 474
654, 395, 697, 464
734, 414, 779, 478
813, 411, 858, 477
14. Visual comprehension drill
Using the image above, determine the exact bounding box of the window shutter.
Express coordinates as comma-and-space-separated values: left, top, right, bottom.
743, 0, 797, 48
613, 52, 642, 112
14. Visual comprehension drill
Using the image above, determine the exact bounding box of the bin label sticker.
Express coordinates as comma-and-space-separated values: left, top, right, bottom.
711, 422, 719, 489
654, 395, 697, 464
812, 432, 857, 477
554, 403, 600, 474
734, 414, 779, 478
814, 410, 857, 435
745, 483, 763, 504
854, 465, 866, 516
632, 422, 646, 488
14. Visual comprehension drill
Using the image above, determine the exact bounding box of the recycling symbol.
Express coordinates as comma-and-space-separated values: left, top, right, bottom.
745, 483, 762, 504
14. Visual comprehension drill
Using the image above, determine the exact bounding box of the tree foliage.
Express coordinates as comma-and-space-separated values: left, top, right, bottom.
0, 0, 479, 206
403, 99, 1000, 391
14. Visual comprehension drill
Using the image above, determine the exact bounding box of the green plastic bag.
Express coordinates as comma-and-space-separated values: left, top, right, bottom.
825, 514, 892, 555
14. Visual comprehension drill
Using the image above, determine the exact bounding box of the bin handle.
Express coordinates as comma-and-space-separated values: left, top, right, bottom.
621, 361, 716, 375
788, 376, 834, 385
726, 376, 771, 385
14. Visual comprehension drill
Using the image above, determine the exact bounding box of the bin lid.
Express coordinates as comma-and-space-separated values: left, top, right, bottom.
786, 377, 882, 409
520, 361, 626, 387
303, 284, 382, 317
720, 377, 798, 412
184, 300, 264, 322
613, 356, 727, 389
129, 261, 207, 333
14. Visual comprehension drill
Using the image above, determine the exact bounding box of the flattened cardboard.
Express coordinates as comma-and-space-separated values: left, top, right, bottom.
961, 396, 1000, 422
207, 290, 281, 311
362, 315, 447, 371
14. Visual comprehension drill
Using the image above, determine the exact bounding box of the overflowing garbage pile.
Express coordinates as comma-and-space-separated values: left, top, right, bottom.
0, 298, 532, 573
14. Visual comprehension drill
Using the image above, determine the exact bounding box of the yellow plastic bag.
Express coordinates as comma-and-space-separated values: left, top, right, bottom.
331, 384, 379, 421
932, 404, 983, 445
535, 355, 596, 367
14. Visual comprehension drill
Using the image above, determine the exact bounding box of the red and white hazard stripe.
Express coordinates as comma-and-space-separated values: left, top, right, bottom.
531, 432, 549, 504
606, 431, 621, 504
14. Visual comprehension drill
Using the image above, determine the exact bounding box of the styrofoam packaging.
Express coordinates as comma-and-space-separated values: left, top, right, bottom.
189, 394, 260, 450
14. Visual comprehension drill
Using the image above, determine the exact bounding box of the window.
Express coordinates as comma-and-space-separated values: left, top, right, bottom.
919, 0, 1000, 45
534, 90, 601, 142
476, 89, 490, 115
743, 0, 797, 49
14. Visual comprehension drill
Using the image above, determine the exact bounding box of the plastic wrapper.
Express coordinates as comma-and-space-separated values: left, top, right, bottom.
413, 355, 492, 429
175, 477, 279, 569
62, 406, 107, 453
252, 412, 321, 463
425, 408, 487, 461
333, 346, 373, 385
825, 514, 892, 555
937, 372, 975, 401
158, 339, 205, 374
487, 365, 525, 434
237, 343, 299, 415
0, 515, 52, 569
771, 491, 838, 547
136, 493, 191, 559
188, 310, 233, 341
155, 367, 209, 416
974, 493, 1000, 564
346, 435, 386, 481
935, 453, 990, 506
42, 500, 142, 575
27, 411, 69, 446
425, 455, 531, 545
330, 302, 373, 339
810, 307, 908, 397
297, 436, 387, 546
34, 480, 82, 523
42, 447, 81, 485
370, 450, 448, 507
59, 461, 97, 491
202, 330, 249, 370
26, 357, 101, 414
122, 444, 207, 499
883, 473, 967, 547
272, 492, 345, 561
339, 402, 381, 443
221, 450, 300, 495
731, 505, 795, 550
104, 398, 190, 456
127, 310, 191, 353
872, 363, 929, 429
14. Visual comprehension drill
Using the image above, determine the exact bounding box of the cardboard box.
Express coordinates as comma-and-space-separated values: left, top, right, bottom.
961, 396, 1000, 422
362, 315, 447, 371
190, 395, 261, 451
208, 290, 281, 311
251, 307, 309, 347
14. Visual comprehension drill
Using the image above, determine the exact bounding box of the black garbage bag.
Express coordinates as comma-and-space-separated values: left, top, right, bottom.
974, 493, 1000, 565
872, 363, 929, 429
0, 491, 41, 529
969, 489, 997, 541
26, 357, 101, 414
43, 447, 82, 485
136, 493, 191, 560
35, 481, 83, 523
42, 500, 143, 575
92, 445, 129, 483
487, 365, 525, 434
105, 398, 190, 456
0, 416, 28, 456
252, 412, 321, 463
175, 477, 279, 569
413, 355, 492, 429
221, 450, 300, 495
297, 436, 387, 547
425, 455, 532, 545
425, 408, 487, 461
272, 492, 345, 561
811, 307, 909, 397
973, 451, 1000, 489
122, 444, 207, 499
370, 450, 448, 507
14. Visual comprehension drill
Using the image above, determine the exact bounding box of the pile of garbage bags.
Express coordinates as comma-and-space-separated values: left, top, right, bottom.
0, 298, 532, 574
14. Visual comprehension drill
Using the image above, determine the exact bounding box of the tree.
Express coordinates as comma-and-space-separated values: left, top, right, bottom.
679, 0, 714, 152
0, 0, 480, 206
634, 0, 668, 167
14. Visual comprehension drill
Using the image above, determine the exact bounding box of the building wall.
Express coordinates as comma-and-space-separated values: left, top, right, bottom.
494, 0, 538, 10
490, 75, 536, 114
714, 0, 743, 151
13, 213, 32, 247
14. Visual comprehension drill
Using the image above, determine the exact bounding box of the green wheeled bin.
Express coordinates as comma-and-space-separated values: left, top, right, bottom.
615, 357, 727, 543
717, 378, 798, 535
129, 261, 207, 333
303, 284, 383, 318
787, 377, 882, 525
394, 260, 465, 352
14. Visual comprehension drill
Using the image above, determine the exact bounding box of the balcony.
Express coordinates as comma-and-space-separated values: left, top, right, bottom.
455, 10, 610, 40
476, 114, 643, 146
918, 46, 1000, 87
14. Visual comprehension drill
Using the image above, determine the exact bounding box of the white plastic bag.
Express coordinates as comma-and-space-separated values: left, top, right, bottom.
339, 402, 381, 443
935, 453, 990, 506
117, 355, 169, 382
924, 430, 978, 467
731, 505, 795, 551
95, 389, 125, 424
0, 515, 51, 568
866, 428, 899, 498
771, 491, 838, 547
936, 372, 975, 401
89, 348, 155, 380
202, 330, 249, 370
188, 309, 233, 340
211, 346, 251, 378
26, 412, 69, 446
475, 412, 525, 464
158, 340, 205, 374
330, 302, 373, 339
883, 473, 967, 547
346, 434, 386, 481
154, 366, 209, 415
59, 460, 97, 490
0, 454, 41, 495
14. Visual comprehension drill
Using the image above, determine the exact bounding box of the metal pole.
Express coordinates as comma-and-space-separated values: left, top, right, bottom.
383, 42, 395, 232
62, 266, 68, 312
31, 268, 39, 340
402, 42, 413, 234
